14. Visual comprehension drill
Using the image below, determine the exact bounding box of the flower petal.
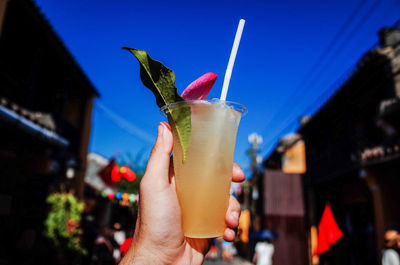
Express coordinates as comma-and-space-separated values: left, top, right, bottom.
181, 72, 217, 100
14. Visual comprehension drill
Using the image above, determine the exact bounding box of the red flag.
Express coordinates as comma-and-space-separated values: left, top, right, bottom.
98, 159, 121, 186
315, 203, 343, 255
120, 166, 136, 182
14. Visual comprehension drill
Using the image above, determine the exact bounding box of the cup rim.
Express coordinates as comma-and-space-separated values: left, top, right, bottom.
160, 98, 248, 116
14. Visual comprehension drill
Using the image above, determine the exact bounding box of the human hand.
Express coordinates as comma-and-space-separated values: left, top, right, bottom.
120, 121, 245, 265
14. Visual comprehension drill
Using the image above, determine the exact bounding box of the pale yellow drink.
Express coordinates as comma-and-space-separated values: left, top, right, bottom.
162, 99, 246, 238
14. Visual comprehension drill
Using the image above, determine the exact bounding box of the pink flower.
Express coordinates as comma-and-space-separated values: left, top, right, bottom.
181, 72, 217, 100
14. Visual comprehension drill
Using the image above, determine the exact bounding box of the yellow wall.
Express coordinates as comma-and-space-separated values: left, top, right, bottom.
282, 140, 306, 174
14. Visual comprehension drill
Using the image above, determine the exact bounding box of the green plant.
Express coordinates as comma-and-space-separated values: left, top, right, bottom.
44, 192, 86, 255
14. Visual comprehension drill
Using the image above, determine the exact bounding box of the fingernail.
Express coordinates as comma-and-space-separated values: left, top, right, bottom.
158, 122, 165, 137
161, 121, 171, 131
160, 122, 171, 143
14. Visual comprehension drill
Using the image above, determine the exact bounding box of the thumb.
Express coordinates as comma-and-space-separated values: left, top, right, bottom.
143, 122, 173, 186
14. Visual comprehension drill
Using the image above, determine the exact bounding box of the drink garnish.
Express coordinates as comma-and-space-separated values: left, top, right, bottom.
181, 72, 217, 100
122, 47, 191, 162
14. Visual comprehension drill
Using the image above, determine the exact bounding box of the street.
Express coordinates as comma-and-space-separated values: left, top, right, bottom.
203, 257, 253, 265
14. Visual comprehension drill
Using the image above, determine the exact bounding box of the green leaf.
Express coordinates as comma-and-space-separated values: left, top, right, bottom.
122, 47, 191, 162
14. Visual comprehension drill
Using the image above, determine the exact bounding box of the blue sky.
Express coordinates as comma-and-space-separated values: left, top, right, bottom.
34, 0, 400, 174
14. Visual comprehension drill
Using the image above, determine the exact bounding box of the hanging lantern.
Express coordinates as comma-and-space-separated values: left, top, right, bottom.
111, 163, 122, 182
107, 193, 115, 200
120, 166, 136, 182
129, 194, 136, 203
99, 159, 123, 186
122, 193, 129, 201
115, 192, 122, 200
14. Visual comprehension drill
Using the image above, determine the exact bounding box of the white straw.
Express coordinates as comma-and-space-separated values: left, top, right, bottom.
220, 19, 245, 101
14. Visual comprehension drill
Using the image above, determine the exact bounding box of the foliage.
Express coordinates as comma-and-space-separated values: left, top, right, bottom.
44, 192, 86, 255
115, 176, 142, 194
122, 47, 191, 162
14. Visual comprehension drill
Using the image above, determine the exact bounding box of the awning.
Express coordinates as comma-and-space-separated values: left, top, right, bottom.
360, 143, 400, 166
0, 105, 69, 147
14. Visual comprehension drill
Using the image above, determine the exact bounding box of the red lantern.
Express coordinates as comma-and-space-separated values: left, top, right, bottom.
120, 166, 136, 182
98, 159, 116, 186
98, 159, 122, 185
111, 163, 121, 182
107, 193, 115, 200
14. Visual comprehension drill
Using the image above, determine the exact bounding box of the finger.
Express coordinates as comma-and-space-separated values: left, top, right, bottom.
232, 162, 245, 182
143, 122, 173, 186
223, 228, 236, 242
225, 195, 240, 229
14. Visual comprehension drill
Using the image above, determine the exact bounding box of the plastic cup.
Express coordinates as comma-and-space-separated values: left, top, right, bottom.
161, 99, 247, 238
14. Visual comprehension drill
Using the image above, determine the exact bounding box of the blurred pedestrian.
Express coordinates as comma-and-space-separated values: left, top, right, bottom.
222, 240, 236, 262
113, 222, 126, 245
253, 239, 274, 265
205, 238, 218, 260
92, 227, 116, 265
119, 122, 244, 265
382, 228, 400, 265
81, 194, 99, 264
111, 223, 125, 263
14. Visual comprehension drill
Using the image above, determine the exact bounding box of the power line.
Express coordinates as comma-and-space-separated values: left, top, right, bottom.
96, 102, 156, 144
259, 36, 395, 157
258, 0, 370, 137
298, 0, 382, 95
261, 0, 380, 143
260, 6, 395, 152
260, 64, 356, 156
259, 0, 387, 154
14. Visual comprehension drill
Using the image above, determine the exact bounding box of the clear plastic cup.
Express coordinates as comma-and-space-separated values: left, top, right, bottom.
162, 99, 247, 238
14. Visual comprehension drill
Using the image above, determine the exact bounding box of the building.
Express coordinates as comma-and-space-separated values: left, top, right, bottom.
0, 0, 98, 263
262, 134, 308, 265
299, 27, 400, 265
